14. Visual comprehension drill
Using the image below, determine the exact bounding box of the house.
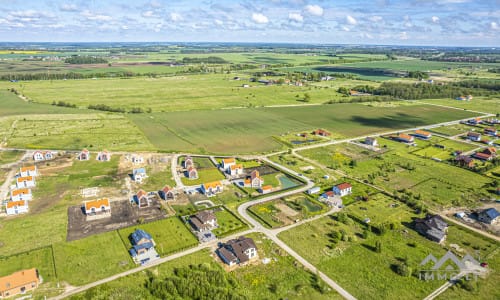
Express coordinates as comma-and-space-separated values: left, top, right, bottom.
96, 150, 111, 162
221, 158, 236, 170
10, 188, 32, 201
472, 152, 493, 161
333, 183, 352, 197
483, 147, 497, 156
395, 133, 414, 143
319, 191, 343, 207
228, 164, 244, 176
159, 186, 175, 200
128, 229, 159, 265
485, 127, 498, 136
481, 139, 494, 146
33, 150, 54, 161
20, 166, 37, 177
307, 186, 321, 195
187, 167, 198, 179
132, 168, 147, 183
413, 130, 432, 140
16, 176, 35, 189
477, 208, 500, 224
190, 210, 218, 232
134, 189, 150, 208
365, 137, 378, 147
466, 118, 481, 125
312, 129, 331, 137
0, 268, 40, 298
259, 185, 273, 194
183, 156, 194, 169
131, 155, 144, 164
244, 170, 264, 188
217, 236, 258, 266
414, 214, 448, 243
83, 198, 111, 216
5, 200, 29, 215
455, 155, 475, 168
201, 181, 223, 197
77, 149, 90, 161
466, 132, 481, 142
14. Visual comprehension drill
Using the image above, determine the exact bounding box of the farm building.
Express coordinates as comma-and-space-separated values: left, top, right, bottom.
333, 183, 352, 197
190, 210, 218, 232
201, 181, 223, 197
414, 214, 448, 243
83, 198, 111, 216
244, 170, 264, 188
364, 137, 378, 146
312, 129, 331, 137
33, 150, 54, 161
10, 188, 32, 201
16, 176, 35, 189
5, 200, 29, 215
0, 268, 40, 298
132, 168, 148, 183
187, 167, 199, 179
159, 186, 175, 200
228, 164, 244, 176
477, 208, 500, 225
129, 229, 159, 265
413, 130, 432, 140
20, 166, 37, 177
259, 185, 273, 194
183, 156, 194, 169
307, 186, 321, 195
96, 150, 111, 162
77, 149, 90, 161
466, 132, 481, 142
217, 236, 258, 266
221, 158, 236, 170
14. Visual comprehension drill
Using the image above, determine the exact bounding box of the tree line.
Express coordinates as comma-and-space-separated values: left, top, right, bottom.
64, 56, 109, 64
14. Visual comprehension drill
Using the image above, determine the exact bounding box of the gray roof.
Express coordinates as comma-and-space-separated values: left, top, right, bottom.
226, 236, 256, 263
194, 210, 216, 224
482, 208, 500, 220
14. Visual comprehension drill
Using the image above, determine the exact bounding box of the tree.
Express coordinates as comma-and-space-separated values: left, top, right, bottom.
303, 93, 311, 102
375, 240, 382, 253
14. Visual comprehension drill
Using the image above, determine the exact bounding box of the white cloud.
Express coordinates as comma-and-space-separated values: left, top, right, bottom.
346, 15, 357, 25
252, 13, 268, 24
369, 16, 383, 22
60, 4, 78, 12
491, 22, 498, 30
304, 5, 323, 17
81, 10, 112, 22
432, 16, 440, 23
289, 12, 303, 23
170, 12, 183, 22
142, 11, 155, 18
214, 19, 223, 26
342, 26, 350, 32
399, 31, 409, 40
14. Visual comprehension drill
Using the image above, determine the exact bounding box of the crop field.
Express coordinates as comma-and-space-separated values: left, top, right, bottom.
130, 103, 478, 154
420, 97, 500, 115
118, 217, 198, 256
3, 113, 155, 151
53, 231, 132, 285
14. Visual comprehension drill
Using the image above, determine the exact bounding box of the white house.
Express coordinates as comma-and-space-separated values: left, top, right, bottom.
20, 166, 37, 177
16, 176, 36, 188
228, 164, 244, 176
332, 183, 352, 197
96, 150, 111, 162
10, 188, 32, 201
221, 158, 236, 170
365, 137, 378, 147
467, 132, 481, 142
244, 170, 264, 188
33, 150, 54, 161
6, 200, 29, 215
132, 168, 147, 183
201, 181, 223, 197
83, 198, 111, 216
77, 149, 90, 161
307, 186, 321, 195
131, 155, 144, 164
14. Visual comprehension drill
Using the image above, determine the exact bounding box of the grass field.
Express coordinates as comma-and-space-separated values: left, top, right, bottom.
53, 231, 132, 285
118, 217, 198, 256
130, 103, 478, 154
180, 168, 225, 186
211, 208, 248, 237
0, 247, 56, 281
420, 97, 500, 115
412, 139, 477, 160
0, 150, 24, 165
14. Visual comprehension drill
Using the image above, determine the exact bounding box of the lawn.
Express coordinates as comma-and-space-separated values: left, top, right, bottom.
118, 217, 198, 256
412, 139, 477, 160
0, 247, 56, 281
180, 168, 225, 186
428, 123, 475, 136
211, 208, 248, 237
52, 231, 132, 285
139, 165, 176, 192
0, 150, 24, 165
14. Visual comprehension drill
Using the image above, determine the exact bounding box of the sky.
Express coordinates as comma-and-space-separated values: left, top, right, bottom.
0, 0, 499, 46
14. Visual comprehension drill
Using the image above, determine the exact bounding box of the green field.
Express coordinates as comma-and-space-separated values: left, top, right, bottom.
412, 139, 477, 160
211, 208, 248, 237
180, 168, 225, 186
0, 247, 56, 281
420, 97, 500, 115
118, 217, 198, 256
0, 150, 24, 165
53, 231, 132, 285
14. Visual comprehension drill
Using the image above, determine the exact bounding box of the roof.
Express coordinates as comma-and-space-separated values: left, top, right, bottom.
415, 130, 431, 136
162, 186, 172, 193
261, 185, 273, 191
203, 181, 222, 189
136, 189, 147, 199
323, 191, 335, 197
133, 168, 146, 175
336, 182, 352, 191
455, 155, 474, 163
0, 268, 38, 293
6, 200, 27, 209
251, 170, 260, 178
130, 229, 153, 245
218, 247, 238, 263
81, 148, 89, 153
473, 152, 491, 160
398, 133, 413, 141
485, 127, 497, 132
365, 137, 376, 142
132, 242, 154, 252
17, 176, 33, 183
194, 210, 216, 223
467, 132, 481, 137
11, 188, 31, 196
484, 147, 497, 155
20, 166, 36, 173
226, 236, 257, 263
482, 208, 500, 220
84, 198, 110, 211
223, 158, 236, 164
416, 214, 448, 232
188, 167, 197, 172
230, 164, 243, 170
